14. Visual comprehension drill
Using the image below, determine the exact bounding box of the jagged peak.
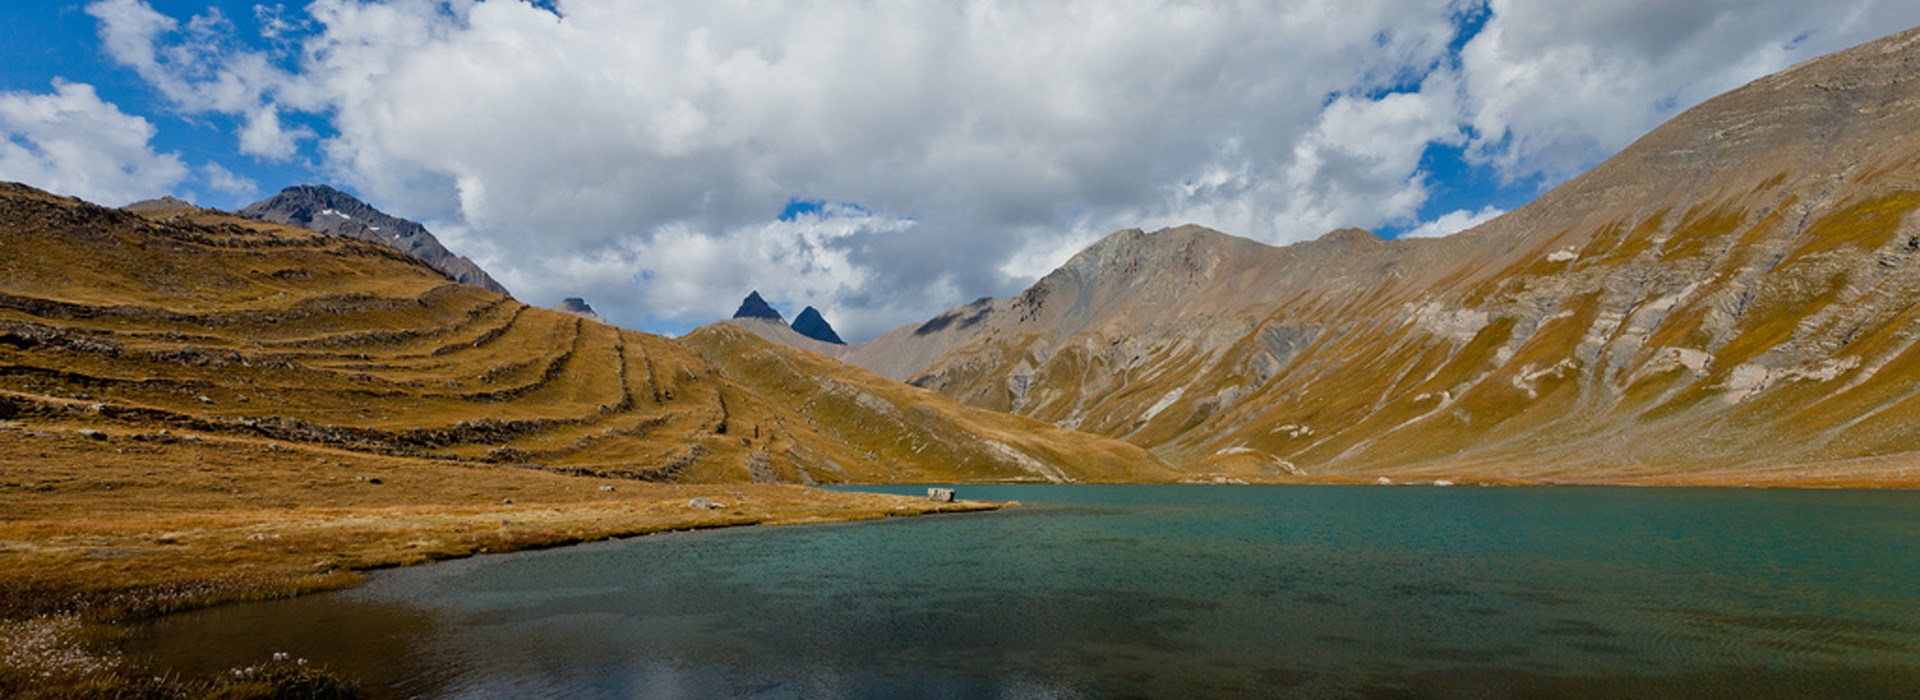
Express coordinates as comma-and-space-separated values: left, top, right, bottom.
255, 184, 358, 210
790, 306, 846, 345
732, 290, 784, 322
552, 297, 604, 322
239, 184, 513, 298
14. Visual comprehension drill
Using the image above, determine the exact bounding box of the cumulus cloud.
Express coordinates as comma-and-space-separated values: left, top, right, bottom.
0, 80, 188, 206
200, 162, 256, 197
87, 0, 306, 157
1400, 206, 1507, 239
274, 0, 1476, 337
86, 0, 1920, 339
1459, 0, 1920, 181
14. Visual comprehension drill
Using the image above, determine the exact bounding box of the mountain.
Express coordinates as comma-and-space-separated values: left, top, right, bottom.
0, 182, 1174, 484
732, 290, 784, 321
724, 293, 849, 352
552, 297, 605, 323
123, 196, 197, 214
240, 184, 512, 297
790, 306, 846, 345
822, 26, 1920, 485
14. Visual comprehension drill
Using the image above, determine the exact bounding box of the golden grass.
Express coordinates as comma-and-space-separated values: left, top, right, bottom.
0, 422, 997, 697
1783, 190, 1920, 264
0, 182, 1098, 696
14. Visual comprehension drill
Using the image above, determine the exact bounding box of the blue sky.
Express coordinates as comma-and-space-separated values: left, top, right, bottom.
4, 1, 1917, 339
0, 2, 311, 207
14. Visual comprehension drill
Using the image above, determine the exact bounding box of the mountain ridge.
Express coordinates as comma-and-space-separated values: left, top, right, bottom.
0, 181, 1175, 484
240, 184, 512, 297
744, 25, 1920, 484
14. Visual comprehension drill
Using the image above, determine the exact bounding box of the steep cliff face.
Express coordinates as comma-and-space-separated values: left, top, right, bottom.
240, 185, 512, 297
838, 26, 1920, 483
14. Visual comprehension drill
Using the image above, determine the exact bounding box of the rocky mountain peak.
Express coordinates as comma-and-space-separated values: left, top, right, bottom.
552, 297, 605, 323
791, 306, 846, 345
732, 291, 784, 322
240, 185, 512, 298
1313, 227, 1383, 246
123, 196, 195, 213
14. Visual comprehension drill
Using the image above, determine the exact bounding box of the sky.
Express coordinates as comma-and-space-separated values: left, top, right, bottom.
3, 1, 1918, 340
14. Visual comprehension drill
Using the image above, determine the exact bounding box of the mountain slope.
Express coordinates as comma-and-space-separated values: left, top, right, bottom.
837, 26, 1920, 483
240, 184, 512, 297
0, 183, 1170, 484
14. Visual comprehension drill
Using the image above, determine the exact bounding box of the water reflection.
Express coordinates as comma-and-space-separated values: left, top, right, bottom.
129, 485, 1920, 698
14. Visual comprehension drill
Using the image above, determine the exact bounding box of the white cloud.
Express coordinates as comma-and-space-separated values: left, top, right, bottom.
1400, 205, 1507, 239
0, 80, 188, 205
86, 0, 1920, 339
200, 162, 256, 197
264, 0, 1477, 337
1458, 0, 1920, 181
237, 105, 309, 160
87, 0, 306, 153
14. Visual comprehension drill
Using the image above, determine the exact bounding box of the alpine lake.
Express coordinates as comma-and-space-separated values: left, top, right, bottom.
125, 484, 1920, 698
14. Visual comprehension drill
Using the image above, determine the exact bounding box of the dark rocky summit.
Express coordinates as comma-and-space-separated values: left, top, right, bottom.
732, 291, 784, 322
790, 306, 846, 345
553, 297, 605, 323
240, 185, 511, 297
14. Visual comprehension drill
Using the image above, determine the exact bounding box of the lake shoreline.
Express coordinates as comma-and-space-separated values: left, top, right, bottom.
0, 428, 1005, 698
8, 423, 1914, 696
128, 484, 1920, 699
2, 494, 1004, 698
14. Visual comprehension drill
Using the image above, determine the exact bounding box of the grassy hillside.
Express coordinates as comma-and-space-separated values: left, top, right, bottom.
0, 182, 1168, 696
0, 184, 1160, 485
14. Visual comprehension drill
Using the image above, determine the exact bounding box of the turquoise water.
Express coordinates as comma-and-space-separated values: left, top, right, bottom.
128, 485, 1920, 698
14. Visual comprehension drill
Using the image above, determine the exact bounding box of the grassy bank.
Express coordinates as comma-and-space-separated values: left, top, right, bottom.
0, 423, 997, 698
